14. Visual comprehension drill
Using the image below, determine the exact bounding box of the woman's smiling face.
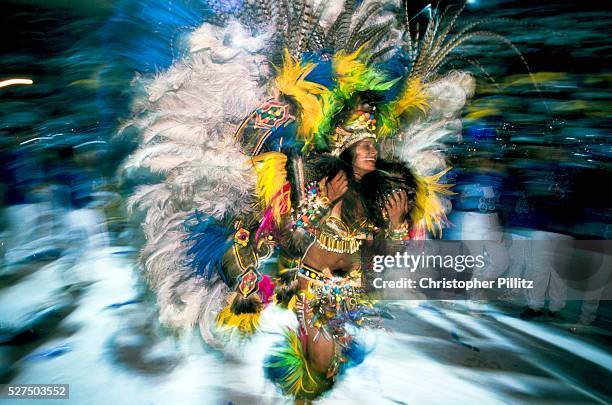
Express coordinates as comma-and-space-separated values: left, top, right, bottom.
352, 138, 378, 180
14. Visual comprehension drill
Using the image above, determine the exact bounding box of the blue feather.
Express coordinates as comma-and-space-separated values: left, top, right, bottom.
303, 51, 335, 88
183, 211, 233, 284
95, 0, 225, 133
264, 121, 303, 153
375, 50, 411, 102
341, 338, 370, 369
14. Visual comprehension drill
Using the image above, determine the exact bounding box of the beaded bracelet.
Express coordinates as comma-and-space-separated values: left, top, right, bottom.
386, 222, 411, 240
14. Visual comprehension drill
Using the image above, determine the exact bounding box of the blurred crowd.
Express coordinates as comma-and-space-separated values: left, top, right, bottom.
0, 146, 117, 268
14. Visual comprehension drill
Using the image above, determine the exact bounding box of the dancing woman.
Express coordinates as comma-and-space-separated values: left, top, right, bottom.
123, 1, 483, 401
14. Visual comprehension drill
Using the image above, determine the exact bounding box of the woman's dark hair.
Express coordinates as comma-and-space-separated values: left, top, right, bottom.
337, 145, 370, 226
361, 160, 418, 227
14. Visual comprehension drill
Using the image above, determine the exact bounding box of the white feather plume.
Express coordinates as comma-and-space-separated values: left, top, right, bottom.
389, 71, 475, 225
122, 20, 270, 345
394, 71, 475, 174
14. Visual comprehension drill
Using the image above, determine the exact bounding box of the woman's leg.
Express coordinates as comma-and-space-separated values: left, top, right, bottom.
297, 277, 336, 374
304, 301, 336, 374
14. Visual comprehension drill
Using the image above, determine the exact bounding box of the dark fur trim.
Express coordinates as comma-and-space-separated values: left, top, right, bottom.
274, 280, 300, 308
231, 294, 263, 314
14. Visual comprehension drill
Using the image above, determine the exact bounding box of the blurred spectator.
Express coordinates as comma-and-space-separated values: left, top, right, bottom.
446, 150, 510, 300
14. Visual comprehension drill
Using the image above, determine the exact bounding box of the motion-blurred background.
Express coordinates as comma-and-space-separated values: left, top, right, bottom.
1, 1, 610, 403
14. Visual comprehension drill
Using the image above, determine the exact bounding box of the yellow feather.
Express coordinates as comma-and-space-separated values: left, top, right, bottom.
411, 167, 455, 237
275, 49, 330, 147
286, 294, 298, 311
216, 305, 261, 335
251, 152, 291, 223
332, 45, 368, 91
394, 78, 428, 117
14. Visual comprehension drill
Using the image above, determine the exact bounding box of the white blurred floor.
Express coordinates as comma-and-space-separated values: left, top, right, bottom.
1, 207, 611, 404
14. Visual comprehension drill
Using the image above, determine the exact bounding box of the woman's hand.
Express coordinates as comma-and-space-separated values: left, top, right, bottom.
320, 171, 348, 203
384, 190, 409, 228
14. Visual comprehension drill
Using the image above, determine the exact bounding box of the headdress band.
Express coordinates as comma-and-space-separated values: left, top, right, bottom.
330, 127, 375, 156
